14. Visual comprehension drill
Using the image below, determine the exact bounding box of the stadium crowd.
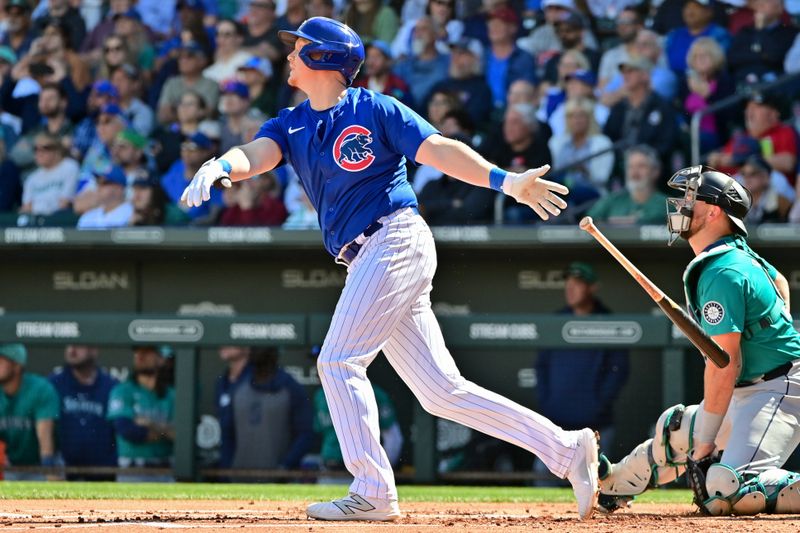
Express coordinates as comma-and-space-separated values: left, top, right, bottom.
0, 0, 797, 228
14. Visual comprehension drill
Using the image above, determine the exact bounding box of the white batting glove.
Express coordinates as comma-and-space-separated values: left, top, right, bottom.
502, 165, 569, 221
180, 158, 232, 208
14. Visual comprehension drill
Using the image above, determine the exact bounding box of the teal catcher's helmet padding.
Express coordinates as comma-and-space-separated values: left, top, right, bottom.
279, 17, 365, 86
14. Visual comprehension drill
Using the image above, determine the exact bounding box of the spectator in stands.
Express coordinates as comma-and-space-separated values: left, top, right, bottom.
282, 177, 319, 230
426, 37, 492, 129
112, 8, 156, 75
228, 347, 314, 479
20, 131, 79, 216
74, 103, 127, 213
110, 129, 148, 191
597, 6, 642, 92
161, 131, 223, 222
786, 32, 800, 73
547, 69, 609, 138
77, 165, 134, 229
203, 19, 250, 83
276, 0, 307, 31
484, 102, 553, 223
393, 16, 449, 111
243, 0, 283, 64
32, 0, 86, 52
218, 173, 288, 226
418, 162, 497, 224
424, 88, 461, 130
111, 64, 154, 137
130, 174, 190, 226
80, 0, 135, 56
542, 12, 600, 86
0, 138, 21, 212
152, 90, 207, 174
9, 83, 72, 172
602, 29, 678, 105
506, 78, 538, 107
740, 155, 792, 223
679, 37, 735, 153
392, 0, 463, 60
538, 50, 590, 130
314, 383, 403, 478
93, 34, 132, 82
343, 0, 399, 44
664, 0, 730, 75
218, 80, 252, 153
485, 5, 536, 108
2, 0, 34, 57
707, 92, 798, 181
0, 344, 59, 481
215, 346, 253, 469
26, 21, 91, 94
307, 0, 335, 18
587, 144, 667, 225
602, 57, 679, 169
71, 80, 118, 160
534, 263, 629, 482
548, 97, 613, 201
727, 0, 797, 85
518, 0, 599, 76
49, 345, 118, 480
353, 40, 412, 107
236, 56, 276, 118
157, 41, 218, 125
107, 346, 175, 483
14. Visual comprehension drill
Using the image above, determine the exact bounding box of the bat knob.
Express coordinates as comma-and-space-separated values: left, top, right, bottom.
214, 177, 232, 190
579, 216, 593, 231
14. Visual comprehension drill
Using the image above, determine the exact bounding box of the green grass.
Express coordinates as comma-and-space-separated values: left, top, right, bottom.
0, 481, 692, 504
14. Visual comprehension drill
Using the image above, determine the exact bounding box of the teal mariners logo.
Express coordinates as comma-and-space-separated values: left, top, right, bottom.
702, 301, 725, 325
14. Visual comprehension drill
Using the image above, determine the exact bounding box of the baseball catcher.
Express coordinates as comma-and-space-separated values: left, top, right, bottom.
599, 165, 800, 516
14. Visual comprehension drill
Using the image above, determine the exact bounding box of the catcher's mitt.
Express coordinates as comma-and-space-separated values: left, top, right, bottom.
686, 453, 719, 515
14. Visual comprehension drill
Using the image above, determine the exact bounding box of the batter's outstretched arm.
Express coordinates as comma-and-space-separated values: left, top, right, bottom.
182, 137, 283, 208
415, 134, 569, 221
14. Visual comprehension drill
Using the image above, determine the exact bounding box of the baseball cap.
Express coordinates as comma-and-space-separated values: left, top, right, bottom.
181, 40, 207, 56
99, 102, 123, 117
564, 262, 597, 283
542, 0, 575, 9
749, 91, 783, 112
117, 63, 140, 79
367, 40, 393, 59
742, 154, 771, 174
116, 128, 147, 149
182, 131, 212, 150
730, 134, 761, 165
221, 79, 250, 99
0, 343, 27, 366
688, 0, 713, 7
449, 37, 483, 61
554, 11, 584, 29
0, 46, 17, 64
619, 56, 653, 72
132, 173, 160, 188
565, 69, 596, 86
5, 0, 31, 12
95, 164, 127, 186
489, 5, 520, 25
92, 79, 119, 99
238, 56, 273, 78
113, 7, 142, 22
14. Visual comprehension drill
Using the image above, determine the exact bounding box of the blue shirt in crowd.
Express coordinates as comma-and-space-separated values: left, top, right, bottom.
50, 368, 118, 467
665, 23, 731, 74
161, 159, 223, 220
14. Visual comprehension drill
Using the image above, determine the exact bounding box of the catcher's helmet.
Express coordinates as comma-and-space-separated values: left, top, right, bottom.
666, 165, 752, 243
278, 17, 365, 86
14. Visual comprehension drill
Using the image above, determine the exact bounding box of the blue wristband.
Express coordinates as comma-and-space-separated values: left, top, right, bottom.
217, 159, 232, 173
489, 167, 507, 192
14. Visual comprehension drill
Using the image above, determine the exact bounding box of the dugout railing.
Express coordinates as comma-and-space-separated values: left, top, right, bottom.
0, 311, 778, 483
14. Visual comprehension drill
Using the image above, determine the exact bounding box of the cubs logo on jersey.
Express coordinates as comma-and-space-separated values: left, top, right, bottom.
333, 125, 375, 172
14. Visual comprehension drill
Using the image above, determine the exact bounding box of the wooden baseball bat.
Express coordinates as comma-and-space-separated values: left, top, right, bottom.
579, 216, 730, 368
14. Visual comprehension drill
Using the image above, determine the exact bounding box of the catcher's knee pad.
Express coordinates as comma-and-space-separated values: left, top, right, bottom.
702, 463, 742, 515
757, 470, 800, 514
651, 403, 699, 469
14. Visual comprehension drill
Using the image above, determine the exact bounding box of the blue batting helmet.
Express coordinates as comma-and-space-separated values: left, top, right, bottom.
278, 17, 365, 86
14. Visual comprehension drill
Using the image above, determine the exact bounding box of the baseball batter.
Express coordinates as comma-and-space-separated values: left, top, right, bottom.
182, 16, 599, 522
598, 165, 800, 515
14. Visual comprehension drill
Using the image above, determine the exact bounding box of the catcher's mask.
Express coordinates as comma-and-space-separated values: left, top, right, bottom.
666, 165, 752, 246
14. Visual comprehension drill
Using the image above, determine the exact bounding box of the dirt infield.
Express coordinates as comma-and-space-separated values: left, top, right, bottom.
1, 500, 800, 532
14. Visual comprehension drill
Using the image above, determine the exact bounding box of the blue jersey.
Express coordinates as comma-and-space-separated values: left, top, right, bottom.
50, 368, 118, 467
255, 87, 439, 256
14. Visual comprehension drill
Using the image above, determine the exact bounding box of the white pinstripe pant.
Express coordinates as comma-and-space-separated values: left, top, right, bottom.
318, 208, 579, 500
